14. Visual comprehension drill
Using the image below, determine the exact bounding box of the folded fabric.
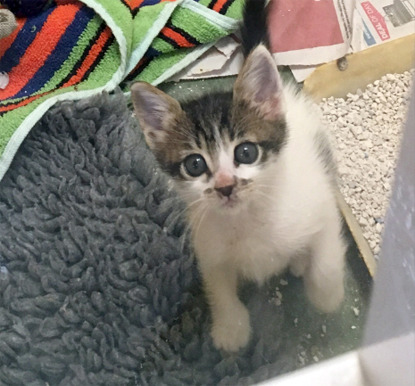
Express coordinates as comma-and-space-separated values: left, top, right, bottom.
0, 0, 242, 181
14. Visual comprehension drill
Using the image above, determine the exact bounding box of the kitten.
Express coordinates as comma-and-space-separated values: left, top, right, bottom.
131, 0, 346, 352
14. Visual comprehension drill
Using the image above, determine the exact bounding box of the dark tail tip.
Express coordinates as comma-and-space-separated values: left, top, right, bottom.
240, 0, 269, 57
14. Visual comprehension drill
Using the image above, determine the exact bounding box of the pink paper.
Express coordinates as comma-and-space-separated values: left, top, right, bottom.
268, 0, 344, 53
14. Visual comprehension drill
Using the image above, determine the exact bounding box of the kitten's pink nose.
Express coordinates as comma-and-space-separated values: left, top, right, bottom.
214, 173, 235, 197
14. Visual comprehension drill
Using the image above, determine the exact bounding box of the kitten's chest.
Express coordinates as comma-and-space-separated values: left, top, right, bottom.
222, 216, 267, 251
226, 218, 288, 280
194, 207, 290, 282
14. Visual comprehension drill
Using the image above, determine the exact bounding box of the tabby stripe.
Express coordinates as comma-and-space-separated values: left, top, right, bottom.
165, 161, 182, 178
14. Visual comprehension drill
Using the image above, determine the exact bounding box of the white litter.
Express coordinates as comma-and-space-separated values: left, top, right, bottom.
319, 70, 413, 259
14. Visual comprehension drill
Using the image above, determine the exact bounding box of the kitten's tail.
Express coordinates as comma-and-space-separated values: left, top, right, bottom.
240, 0, 270, 57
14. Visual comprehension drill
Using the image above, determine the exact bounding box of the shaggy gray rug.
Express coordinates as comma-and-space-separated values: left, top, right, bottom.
0, 91, 362, 385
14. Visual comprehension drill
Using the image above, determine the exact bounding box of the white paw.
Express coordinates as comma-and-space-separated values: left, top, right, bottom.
211, 304, 251, 352
289, 255, 308, 277
306, 279, 344, 313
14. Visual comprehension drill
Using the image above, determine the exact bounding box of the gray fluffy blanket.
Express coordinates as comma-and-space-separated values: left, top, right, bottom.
0, 92, 355, 385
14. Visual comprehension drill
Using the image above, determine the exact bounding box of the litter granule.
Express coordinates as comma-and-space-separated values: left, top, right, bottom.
319, 70, 413, 259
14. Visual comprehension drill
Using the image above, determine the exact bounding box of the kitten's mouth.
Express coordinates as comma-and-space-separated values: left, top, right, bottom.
219, 195, 240, 209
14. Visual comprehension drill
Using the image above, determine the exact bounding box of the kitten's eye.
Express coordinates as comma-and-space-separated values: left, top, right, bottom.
183, 154, 208, 177
234, 142, 259, 164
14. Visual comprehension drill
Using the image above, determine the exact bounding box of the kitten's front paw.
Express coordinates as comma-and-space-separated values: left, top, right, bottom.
211, 304, 251, 352
306, 279, 344, 313
289, 255, 308, 277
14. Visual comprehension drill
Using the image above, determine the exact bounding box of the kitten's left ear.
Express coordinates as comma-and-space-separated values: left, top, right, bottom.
130, 82, 182, 149
234, 45, 285, 121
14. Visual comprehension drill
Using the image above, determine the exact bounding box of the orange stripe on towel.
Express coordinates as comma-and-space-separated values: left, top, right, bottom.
0, 3, 81, 100
212, 0, 227, 12
0, 26, 112, 114
162, 26, 194, 48
62, 26, 112, 87
0, 93, 41, 113
125, 0, 144, 9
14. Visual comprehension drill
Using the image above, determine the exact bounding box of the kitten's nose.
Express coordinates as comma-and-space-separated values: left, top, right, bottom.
215, 185, 234, 197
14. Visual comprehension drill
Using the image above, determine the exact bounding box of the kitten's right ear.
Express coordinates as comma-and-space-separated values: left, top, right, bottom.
234, 45, 285, 121
130, 82, 182, 148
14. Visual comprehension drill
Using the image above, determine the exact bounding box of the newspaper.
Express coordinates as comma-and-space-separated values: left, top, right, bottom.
171, 0, 415, 83
268, 0, 355, 66
170, 35, 244, 82
353, 0, 415, 51
274, 0, 415, 81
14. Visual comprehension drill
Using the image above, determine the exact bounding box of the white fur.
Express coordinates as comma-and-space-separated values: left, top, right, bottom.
177, 83, 346, 352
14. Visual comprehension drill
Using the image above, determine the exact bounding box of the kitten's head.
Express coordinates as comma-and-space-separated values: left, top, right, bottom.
131, 45, 286, 215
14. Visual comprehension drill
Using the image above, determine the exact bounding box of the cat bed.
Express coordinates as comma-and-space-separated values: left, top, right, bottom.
0, 0, 242, 182
0, 91, 367, 385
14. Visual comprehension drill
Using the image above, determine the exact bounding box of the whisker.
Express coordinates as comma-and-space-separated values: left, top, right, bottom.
180, 197, 213, 251
252, 183, 277, 190
246, 189, 276, 204
192, 203, 211, 245
165, 195, 203, 228
180, 224, 192, 253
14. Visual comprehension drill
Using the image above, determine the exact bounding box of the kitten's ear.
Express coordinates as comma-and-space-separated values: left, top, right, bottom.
234, 45, 285, 121
131, 82, 182, 148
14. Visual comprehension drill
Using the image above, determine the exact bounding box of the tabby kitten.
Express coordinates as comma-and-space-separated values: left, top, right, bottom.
131, 0, 346, 352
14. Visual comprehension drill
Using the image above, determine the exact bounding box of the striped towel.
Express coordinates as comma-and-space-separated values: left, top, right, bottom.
0, 0, 242, 181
